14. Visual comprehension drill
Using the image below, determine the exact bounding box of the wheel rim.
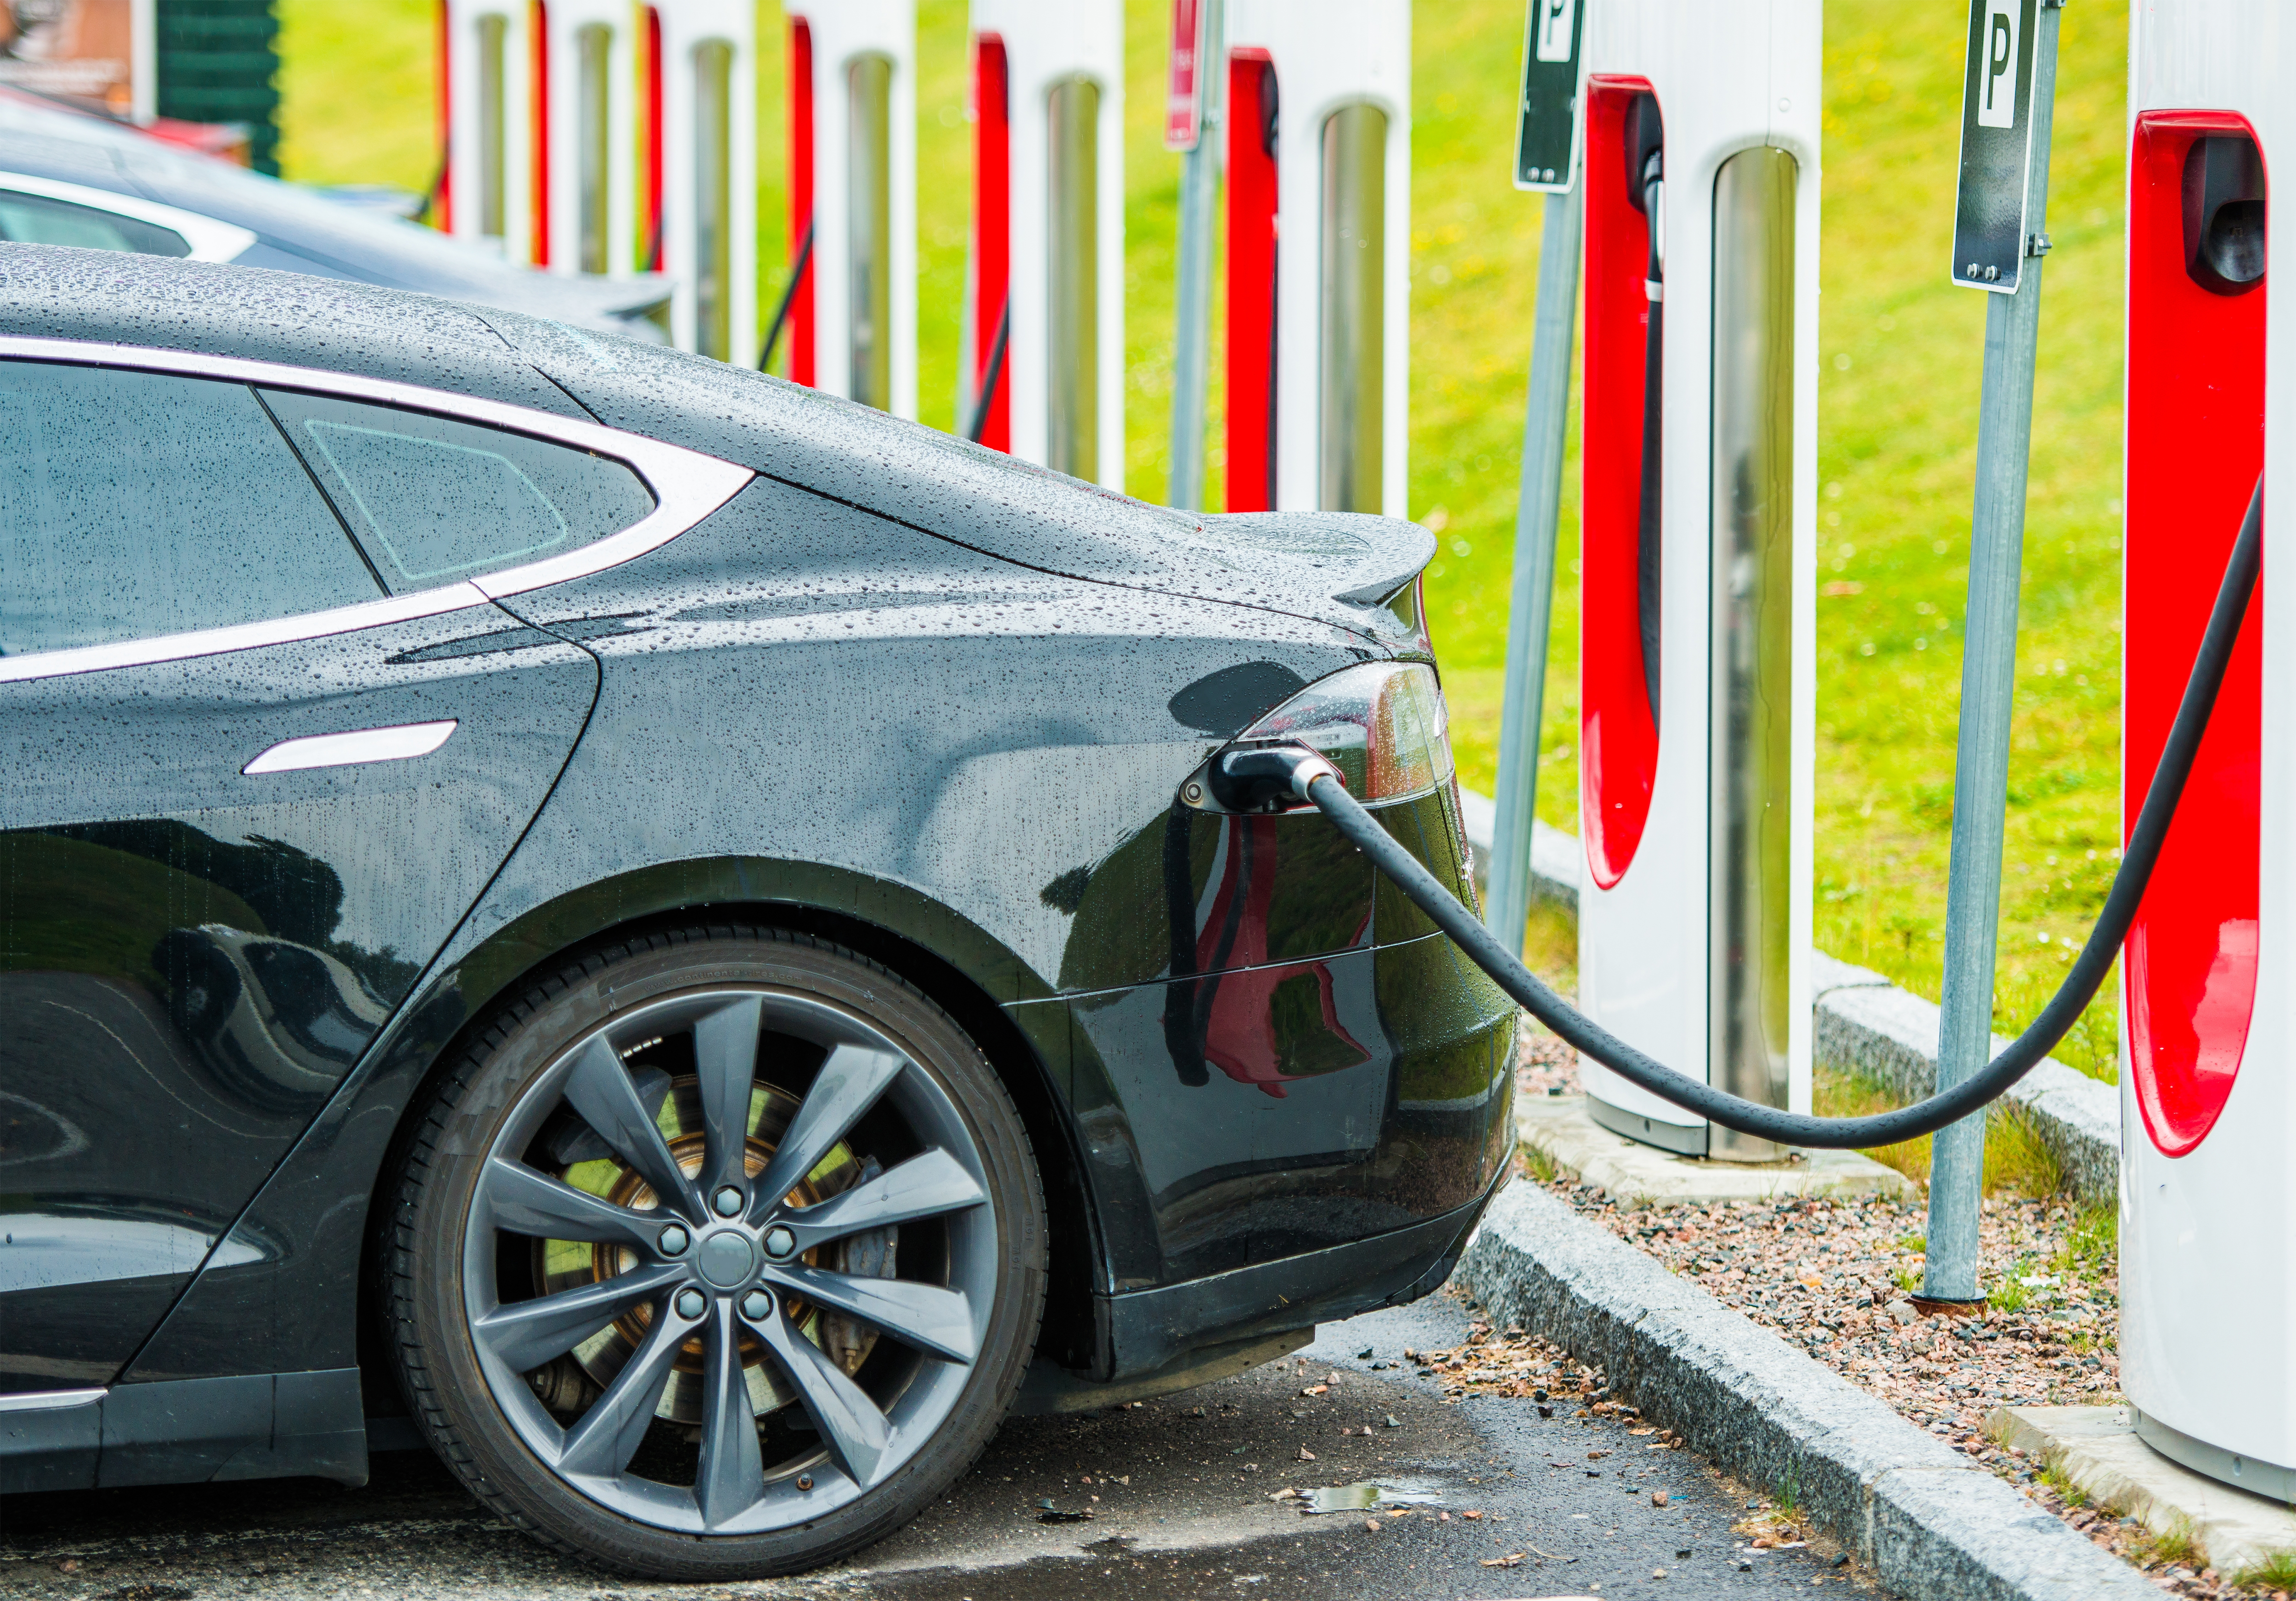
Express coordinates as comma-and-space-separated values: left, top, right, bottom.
461, 986, 997, 1535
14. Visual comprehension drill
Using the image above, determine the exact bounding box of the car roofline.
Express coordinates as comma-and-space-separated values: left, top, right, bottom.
0, 335, 754, 684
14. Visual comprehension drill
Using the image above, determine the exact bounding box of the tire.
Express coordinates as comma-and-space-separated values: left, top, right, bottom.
381, 925, 1046, 1579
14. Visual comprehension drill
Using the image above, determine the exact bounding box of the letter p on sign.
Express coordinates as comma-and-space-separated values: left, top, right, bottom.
1978, 0, 2020, 128
1535, 0, 1576, 63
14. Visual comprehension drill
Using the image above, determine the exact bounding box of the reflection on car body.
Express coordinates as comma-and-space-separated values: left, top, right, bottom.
155, 924, 390, 1113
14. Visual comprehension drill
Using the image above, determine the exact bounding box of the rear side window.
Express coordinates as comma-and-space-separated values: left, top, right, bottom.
260, 389, 657, 591
0, 362, 381, 657
0, 189, 191, 256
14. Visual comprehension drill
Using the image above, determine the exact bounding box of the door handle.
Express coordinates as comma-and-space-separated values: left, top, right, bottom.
242, 719, 458, 775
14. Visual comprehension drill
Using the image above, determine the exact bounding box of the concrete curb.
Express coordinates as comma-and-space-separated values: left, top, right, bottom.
1455, 791, 2121, 1204
1456, 1183, 2160, 1601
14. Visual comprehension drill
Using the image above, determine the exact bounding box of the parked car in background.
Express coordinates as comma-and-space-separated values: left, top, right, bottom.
0, 246, 1514, 1580
0, 86, 671, 340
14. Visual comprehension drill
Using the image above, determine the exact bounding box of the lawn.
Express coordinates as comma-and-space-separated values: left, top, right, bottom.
274, 0, 2133, 1081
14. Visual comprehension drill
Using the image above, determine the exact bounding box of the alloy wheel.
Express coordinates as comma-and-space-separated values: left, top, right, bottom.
461, 986, 997, 1533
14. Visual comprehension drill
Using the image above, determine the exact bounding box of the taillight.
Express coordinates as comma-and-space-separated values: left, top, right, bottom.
1194, 662, 1453, 809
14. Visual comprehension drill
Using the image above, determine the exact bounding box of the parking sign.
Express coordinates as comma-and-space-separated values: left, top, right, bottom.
1951, 0, 2039, 292
1514, 0, 1584, 191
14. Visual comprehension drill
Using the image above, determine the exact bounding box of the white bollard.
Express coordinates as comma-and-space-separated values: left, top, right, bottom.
2121, 0, 2289, 1506
964, 0, 1124, 490
540, 0, 640, 278
443, 0, 537, 262
1569, 0, 1821, 1160
783, 1, 917, 415
651, 0, 757, 361
1221, 0, 1410, 518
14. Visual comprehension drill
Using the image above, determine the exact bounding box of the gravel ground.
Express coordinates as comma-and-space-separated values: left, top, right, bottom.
1507, 1022, 2296, 1599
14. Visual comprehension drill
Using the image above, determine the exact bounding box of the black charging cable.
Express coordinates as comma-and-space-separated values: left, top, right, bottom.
1218, 476, 2261, 1150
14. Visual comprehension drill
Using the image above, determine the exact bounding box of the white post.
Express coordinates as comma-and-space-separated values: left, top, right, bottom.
543, 0, 639, 277
787, 1, 918, 415
655, 0, 758, 360
1224, 0, 1412, 518
968, 0, 1125, 490
445, 0, 536, 261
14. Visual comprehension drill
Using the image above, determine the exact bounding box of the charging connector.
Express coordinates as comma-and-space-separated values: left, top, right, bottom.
1221, 476, 2262, 1149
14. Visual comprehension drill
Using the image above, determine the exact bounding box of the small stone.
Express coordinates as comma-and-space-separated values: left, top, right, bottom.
1651, 1490, 1670, 1507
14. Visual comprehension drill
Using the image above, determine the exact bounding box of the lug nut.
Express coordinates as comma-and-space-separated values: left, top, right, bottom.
675, 1288, 706, 1319
657, 1224, 690, 1257
712, 1185, 744, 1218
740, 1289, 772, 1321
763, 1225, 797, 1260
796, 1473, 813, 1492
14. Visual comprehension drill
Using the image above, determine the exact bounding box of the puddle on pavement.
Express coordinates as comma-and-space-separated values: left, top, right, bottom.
1295, 1479, 1446, 1515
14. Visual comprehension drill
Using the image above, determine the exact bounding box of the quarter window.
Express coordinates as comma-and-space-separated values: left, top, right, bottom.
0, 362, 380, 657
260, 390, 657, 590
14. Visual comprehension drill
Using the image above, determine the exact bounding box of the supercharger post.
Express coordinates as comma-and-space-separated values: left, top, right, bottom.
650, 0, 758, 361
1921, 0, 2061, 1306
1486, 0, 1586, 958
443, 0, 538, 262
1570, 0, 1820, 1159
2119, 0, 2287, 1501
963, 0, 1125, 488
1221, 0, 1411, 517
779, 2, 917, 413
1164, 0, 1223, 511
540, 0, 640, 277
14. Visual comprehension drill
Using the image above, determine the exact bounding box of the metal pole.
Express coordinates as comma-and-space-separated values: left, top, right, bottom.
1486, 184, 1583, 954
1167, 0, 1223, 511
1924, 0, 2061, 1304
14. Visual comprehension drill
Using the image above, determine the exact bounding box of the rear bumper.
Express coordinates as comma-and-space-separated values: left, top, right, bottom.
1093, 1167, 1506, 1380
1011, 924, 1518, 1295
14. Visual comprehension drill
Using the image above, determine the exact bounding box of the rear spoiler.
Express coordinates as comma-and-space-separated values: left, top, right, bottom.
1200, 511, 1437, 609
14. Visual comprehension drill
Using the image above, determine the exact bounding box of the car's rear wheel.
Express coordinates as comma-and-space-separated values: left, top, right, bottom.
383, 926, 1045, 1578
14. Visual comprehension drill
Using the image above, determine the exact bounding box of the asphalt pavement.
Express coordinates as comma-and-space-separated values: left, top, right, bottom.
0, 1289, 1874, 1599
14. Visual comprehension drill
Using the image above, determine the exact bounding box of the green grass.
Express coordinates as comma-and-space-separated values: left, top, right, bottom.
2234, 1550, 2296, 1590
274, 1, 2137, 1077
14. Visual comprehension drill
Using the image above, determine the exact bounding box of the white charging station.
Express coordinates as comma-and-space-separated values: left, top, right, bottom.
2120, 0, 2290, 1503
1220, 0, 1410, 517
649, 0, 757, 361
1571, 0, 1820, 1159
783, 1, 917, 415
964, 0, 1124, 488
443, 0, 537, 262
541, 0, 640, 278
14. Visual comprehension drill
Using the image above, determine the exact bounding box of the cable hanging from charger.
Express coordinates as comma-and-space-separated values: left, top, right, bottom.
1217, 474, 2262, 1150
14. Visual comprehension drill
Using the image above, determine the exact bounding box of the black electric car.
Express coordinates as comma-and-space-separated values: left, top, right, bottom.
0, 245, 1514, 1578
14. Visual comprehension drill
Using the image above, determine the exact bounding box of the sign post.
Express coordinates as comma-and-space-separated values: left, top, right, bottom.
1167, 0, 1221, 510
1486, 0, 1585, 956
1924, 0, 2061, 1305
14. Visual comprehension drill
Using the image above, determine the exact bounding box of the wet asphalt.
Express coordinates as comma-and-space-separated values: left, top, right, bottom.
0, 1290, 1875, 1600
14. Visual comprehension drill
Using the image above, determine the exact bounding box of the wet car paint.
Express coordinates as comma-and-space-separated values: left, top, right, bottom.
0, 245, 1508, 1486
0, 604, 596, 1390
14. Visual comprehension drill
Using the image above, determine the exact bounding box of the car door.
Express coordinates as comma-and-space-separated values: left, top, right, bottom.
0, 356, 628, 1393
